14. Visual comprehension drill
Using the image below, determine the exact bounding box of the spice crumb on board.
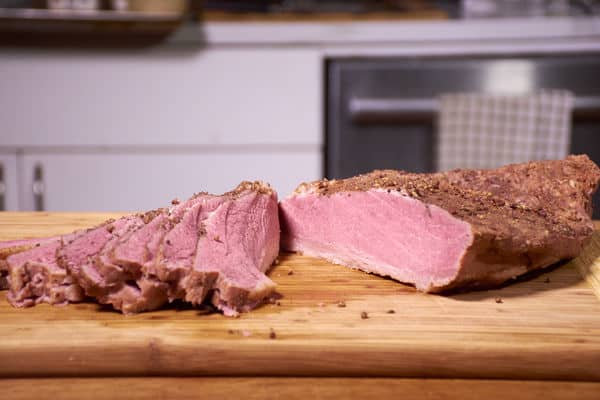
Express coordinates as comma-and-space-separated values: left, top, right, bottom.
287, 270, 294, 276
227, 329, 234, 335
495, 297, 503, 304
269, 328, 277, 339
361, 311, 369, 319
337, 301, 346, 308
386, 309, 395, 314
276, 301, 281, 306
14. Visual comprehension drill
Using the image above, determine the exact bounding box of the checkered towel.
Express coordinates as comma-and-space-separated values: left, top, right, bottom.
436, 90, 574, 171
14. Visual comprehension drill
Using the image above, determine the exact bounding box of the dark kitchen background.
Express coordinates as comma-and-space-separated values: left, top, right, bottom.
0, 0, 599, 215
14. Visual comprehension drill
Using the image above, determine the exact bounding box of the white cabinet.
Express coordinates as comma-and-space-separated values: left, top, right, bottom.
0, 154, 18, 211
0, 48, 321, 147
0, 46, 323, 212
21, 151, 319, 212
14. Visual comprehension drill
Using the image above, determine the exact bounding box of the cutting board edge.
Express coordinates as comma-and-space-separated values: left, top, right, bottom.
1, 341, 599, 381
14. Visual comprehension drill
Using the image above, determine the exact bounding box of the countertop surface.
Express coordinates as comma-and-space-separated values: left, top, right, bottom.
169, 17, 600, 56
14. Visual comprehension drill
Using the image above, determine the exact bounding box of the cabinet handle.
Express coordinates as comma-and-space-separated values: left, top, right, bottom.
32, 164, 45, 212
0, 163, 5, 212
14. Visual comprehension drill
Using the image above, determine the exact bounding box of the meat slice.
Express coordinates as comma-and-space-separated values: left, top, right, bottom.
59, 182, 277, 315
67, 215, 163, 314
2, 181, 280, 316
56, 218, 128, 297
0, 237, 58, 290
149, 194, 231, 300
92, 210, 171, 314
112, 209, 169, 273
149, 201, 207, 300
99, 196, 217, 313
184, 182, 280, 316
7, 234, 84, 307
279, 155, 600, 292
73, 216, 143, 294
0, 237, 58, 257
111, 182, 279, 316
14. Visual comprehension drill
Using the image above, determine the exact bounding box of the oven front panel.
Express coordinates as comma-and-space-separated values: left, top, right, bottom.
326, 55, 600, 216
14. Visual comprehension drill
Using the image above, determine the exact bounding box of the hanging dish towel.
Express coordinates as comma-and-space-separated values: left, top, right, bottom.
436, 90, 574, 171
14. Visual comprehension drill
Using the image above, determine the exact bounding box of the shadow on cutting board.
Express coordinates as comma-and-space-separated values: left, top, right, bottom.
450, 230, 600, 302
448, 261, 577, 302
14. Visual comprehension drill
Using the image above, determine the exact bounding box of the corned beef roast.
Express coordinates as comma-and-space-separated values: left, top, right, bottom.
279, 155, 600, 292
0, 181, 280, 315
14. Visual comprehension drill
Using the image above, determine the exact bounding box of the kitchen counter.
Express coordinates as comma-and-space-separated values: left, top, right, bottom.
172, 16, 600, 56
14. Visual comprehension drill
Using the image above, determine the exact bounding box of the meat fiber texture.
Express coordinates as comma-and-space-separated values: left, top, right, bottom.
280, 155, 600, 292
0, 237, 60, 291
1, 181, 280, 316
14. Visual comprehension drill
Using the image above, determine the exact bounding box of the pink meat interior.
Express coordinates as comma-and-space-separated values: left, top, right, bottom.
0, 237, 56, 250
190, 191, 279, 313
196, 192, 279, 277
280, 190, 473, 291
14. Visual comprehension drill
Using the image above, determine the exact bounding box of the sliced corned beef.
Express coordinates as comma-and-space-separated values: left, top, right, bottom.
57, 219, 124, 281
71, 215, 161, 314
2, 181, 280, 315
112, 209, 169, 272
279, 155, 600, 292
151, 194, 229, 301
0, 237, 57, 257
7, 234, 84, 307
99, 198, 213, 314
107, 209, 173, 313
184, 182, 279, 316
0, 236, 58, 290
150, 202, 205, 300
75, 216, 144, 294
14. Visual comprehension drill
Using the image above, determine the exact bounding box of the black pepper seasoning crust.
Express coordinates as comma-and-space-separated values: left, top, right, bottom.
292, 155, 600, 258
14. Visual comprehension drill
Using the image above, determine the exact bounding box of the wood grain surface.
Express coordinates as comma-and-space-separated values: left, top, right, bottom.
2, 378, 600, 400
0, 213, 600, 381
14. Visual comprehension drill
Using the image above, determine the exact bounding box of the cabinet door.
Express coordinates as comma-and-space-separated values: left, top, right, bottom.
21, 152, 320, 212
0, 154, 18, 211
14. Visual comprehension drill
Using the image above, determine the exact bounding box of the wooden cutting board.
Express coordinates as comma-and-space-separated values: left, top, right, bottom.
1, 212, 600, 381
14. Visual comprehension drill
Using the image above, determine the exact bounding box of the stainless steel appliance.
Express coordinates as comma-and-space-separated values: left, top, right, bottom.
326, 54, 600, 215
